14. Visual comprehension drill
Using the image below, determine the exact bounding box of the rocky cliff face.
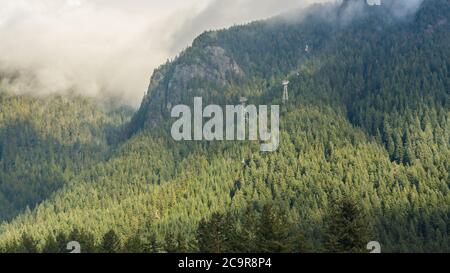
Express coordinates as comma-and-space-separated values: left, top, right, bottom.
170, 46, 243, 89
130, 44, 244, 131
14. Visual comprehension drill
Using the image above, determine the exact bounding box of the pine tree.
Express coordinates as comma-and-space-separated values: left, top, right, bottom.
234, 208, 259, 252
123, 234, 143, 253
257, 204, 295, 253
101, 230, 121, 253
324, 197, 371, 253
197, 212, 231, 253
69, 229, 97, 253
19, 234, 39, 253
42, 233, 67, 253
164, 230, 180, 253
145, 232, 162, 253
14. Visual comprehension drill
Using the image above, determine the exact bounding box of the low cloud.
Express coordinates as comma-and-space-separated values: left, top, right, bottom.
167, 0, 330, 53
0, 0, 321, 106
0, 0, 424, 106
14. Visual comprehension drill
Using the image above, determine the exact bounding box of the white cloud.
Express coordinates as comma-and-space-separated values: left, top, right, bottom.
0, 0, 423, 105
0, 0, 327, 105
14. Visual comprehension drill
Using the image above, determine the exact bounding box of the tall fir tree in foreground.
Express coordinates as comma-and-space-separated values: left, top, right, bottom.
197, 212, 236, 253
324, 197, 371, 253
257, 204, 295, 253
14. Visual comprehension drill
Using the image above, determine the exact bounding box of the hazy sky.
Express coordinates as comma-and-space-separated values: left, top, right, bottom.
0, 0, 326, 105
0, 0, 417, 105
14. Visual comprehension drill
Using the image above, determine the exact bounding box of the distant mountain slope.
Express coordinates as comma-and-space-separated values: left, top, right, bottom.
0, 91, 133, 220
130, 0, 449, 135
0, 0, 448, 253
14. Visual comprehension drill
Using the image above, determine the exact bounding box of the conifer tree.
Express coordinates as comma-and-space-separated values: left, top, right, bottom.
257, 204, 294, 253
324, 197, 371, 253
101, 230, 121, 253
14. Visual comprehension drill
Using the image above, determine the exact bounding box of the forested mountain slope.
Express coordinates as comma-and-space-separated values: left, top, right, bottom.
0, 0, 448, 253
0, 92, 133, 220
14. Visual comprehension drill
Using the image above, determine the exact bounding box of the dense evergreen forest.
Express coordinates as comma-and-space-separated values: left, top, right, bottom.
0, 93, 133, 220
0, 0, 448, 253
